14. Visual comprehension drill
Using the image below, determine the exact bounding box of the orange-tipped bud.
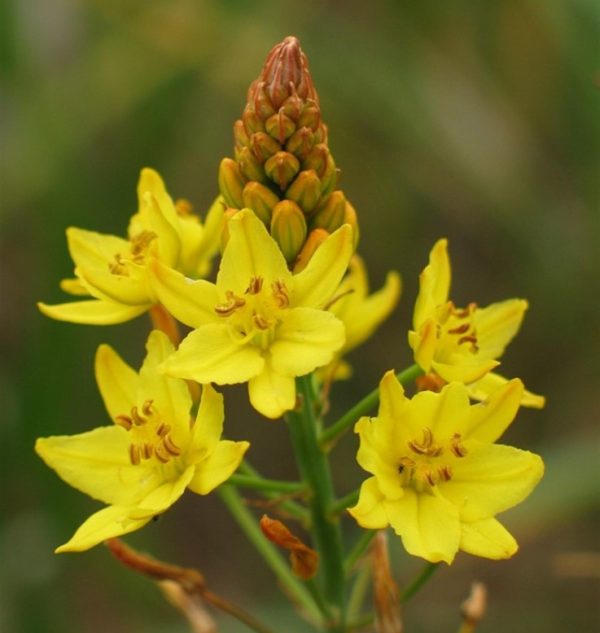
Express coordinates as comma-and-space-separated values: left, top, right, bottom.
265, 111, 296, 144
264, 151, 300, 190
286, 169, 321, 214
293, 227, 329, 273
242, 182, 280, 225
303, 143, 329, 177
311, 191, 346, 233
250, 132, 280, 162
286, 126, 315, 161
218, 158, 245, 209
238, 146, 267, 183
233, 119, 250, 151
271, 200, 307, 262
260, 515, 319, 580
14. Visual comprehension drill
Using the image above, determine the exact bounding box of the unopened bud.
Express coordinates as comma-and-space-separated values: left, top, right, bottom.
252, 81, 277, 119
286, 169, 321, 214
265, 111, 296, 144
242, 107, 265, 134
243, 182, 280, 224
218, 158, 244, 209
233, 119, 249, 151
286, 126, 315, 161
270, 200, 307, 263
319, 154, 338, 198
311, 191, 346, 233
303, 144, 329, 177
293, 227, 329, 273
250, 132, 280, 162
298, 103, 321, 131
279, 91, 303, 120
220, 208, 238, 252
238, 146, 267, 183
343, 199, 360, 249
265, 151, 300, 190
313, 122, 328, 144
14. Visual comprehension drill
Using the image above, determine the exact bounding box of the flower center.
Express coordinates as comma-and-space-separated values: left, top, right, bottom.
397, 427, 468, 489
214, 276, 290, 347
108, 230, 158, 276
439, 301, 479, 354
114, 399, 181, 465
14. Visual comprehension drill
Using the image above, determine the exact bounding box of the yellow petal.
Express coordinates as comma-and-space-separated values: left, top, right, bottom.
37, 299, 147, 325
248, 362, 296, 419
408, 319, 437, 372
474, 299, 528, 360
468, 371, 545, 409
35, 427, 161, 507
59, 278, 89, 296
188, 440, 250, 495
413, 238, 450, 329
161, 324, 265, 385
465, 378, 524, 443
190, 384, 225, 457
217, 209, 290, 295
431, 358, 499, 384
137, 168, 179, 228
136, 466, 195, 513
409, 382, 471, 438
95, 344, 139, 421
386, 488, 460, 564
140, 192, 180, 267
66, 227, 130, 270
378, 370, 409, 421
55, 505, 154, 553
441, 444, 544, 522
139, 331, 192, 445
348, 477, 389, 529
460, 517, 518, 560
270, 308, 345, 376
293, 224, 353, 309
150, 259, 219, 328
77, 266, 151, 306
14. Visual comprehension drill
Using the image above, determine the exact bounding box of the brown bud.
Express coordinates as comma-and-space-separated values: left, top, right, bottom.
238, 146, 267, 183
265, 111, 296, 144
343, 199, 360, 249
218, 158, 244, 209
293, 227, 329, 273
250, 132, 280, 162
311, 191, 346, 233
242, 182, 280, 224
286, 126, 315, 161
270, 200, 307, 263
264, 151, 300, 190
286, 170, 321, 214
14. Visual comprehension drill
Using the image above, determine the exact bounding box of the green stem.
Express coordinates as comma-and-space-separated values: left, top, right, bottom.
400, 562, 440, 603
319, 364, 423, 449
217, 485, 322, 624
330, 489, 360, 517
286, 376, 346, 629
229, 474, 307, 495
344, 530, 377, 575
346, 562, 372, 622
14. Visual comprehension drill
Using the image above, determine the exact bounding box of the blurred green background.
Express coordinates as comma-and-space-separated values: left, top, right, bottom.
1, 1, 598, 631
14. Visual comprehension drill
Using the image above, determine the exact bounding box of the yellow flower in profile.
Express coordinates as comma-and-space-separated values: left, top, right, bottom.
38, 168, 223, 325
348, 371, 543, 564
35, 330, 248, 552
324, 255, 401, 380
151, 209, 353, 419
408, 239, 544, 408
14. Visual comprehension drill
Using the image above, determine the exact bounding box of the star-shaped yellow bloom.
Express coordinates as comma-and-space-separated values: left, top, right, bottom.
348, 371, 544, 564
38, 168, 223, 325
408, 239, 545, 408
151, 209, 353, 419
324, 255, 401, 380
35, 330, 249, 552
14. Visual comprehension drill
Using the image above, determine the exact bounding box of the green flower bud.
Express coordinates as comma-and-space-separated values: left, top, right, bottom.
311, 191, 346, 233
218, 158, 245, 209
264, 151, 300, 190
265, 111, 296, 144
250, 132, 280, 162
286, 170, 321, 214
286, 127, 315, 161
238, 146, 267, 183
270, 200, 307, 263
242, 182, 280, 224
293, 228, 329, 273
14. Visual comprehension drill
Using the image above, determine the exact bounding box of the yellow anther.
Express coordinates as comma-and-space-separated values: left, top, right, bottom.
156, 422, 171, 438
450, 433, 468, 458
253, 313, 272, 330
162, 434, 181, 457
215, 290, 246, 316
142, 400, 154, 416
142, 443, 154, 460
130, 406, 146, 426
438, 465, 453, 482
271, 280, 290, 308
129, 443, 141, 465
130, 230, 158, 258
154, 443, 170, 463
246, 276, 264, 295
408, 427, 443, 457
114, 415, 133, 430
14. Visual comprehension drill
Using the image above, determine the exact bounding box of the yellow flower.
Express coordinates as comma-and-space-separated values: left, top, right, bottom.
408, 239, 545, 408
38, 168, 223, 325
348, 371, 544, 564
35, 330, 248, 552
324, 255, 401, 380
151, 209, 353, 419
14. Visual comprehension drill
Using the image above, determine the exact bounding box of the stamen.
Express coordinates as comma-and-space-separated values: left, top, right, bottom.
156, 422, 171, 438
142, 443, 154, 460
129, 443, 141, 465
450, 433, 468, 457
246, 276, 264, 295
452, 302, 478, 318
114, 414, 133, 430
142, 399, 154, 416
424, 469, 436, 486
108, 254, 129, 276
162, 434, 181, 456
408, 427, 443, 457
215, 290, 246, 316
448, 323, 470, 335
130, 406, 146, 426
458, 335, 478, 346
398, 456, 415, 474
271, 280, 290, 309
154, 443, 170, 463
438, 465, 453, 481
253, 313, 272, 330
130, 230, 158, 257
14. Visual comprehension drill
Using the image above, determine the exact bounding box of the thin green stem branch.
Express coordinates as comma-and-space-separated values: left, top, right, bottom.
286, 376, 347, 630
319, 364, 423, 449
217, 485, 323, 624
330, 489, 360, 517
400, 562, 440, 603
229, 474, 307, 494
344, 530, 377, 575
346, 562, 372, 623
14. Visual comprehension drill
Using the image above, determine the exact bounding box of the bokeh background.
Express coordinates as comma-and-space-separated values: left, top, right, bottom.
1, 1, 598, 631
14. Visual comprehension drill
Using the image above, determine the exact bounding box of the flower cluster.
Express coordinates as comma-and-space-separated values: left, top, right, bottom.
35, 36, 544, 628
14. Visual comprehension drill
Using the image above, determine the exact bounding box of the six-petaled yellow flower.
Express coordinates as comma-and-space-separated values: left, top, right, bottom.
151, 209, 353, 419
35, 330, 249, 552
38, 168, 223, 325
348, 371, 544, 564
408, 239, 545, 407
